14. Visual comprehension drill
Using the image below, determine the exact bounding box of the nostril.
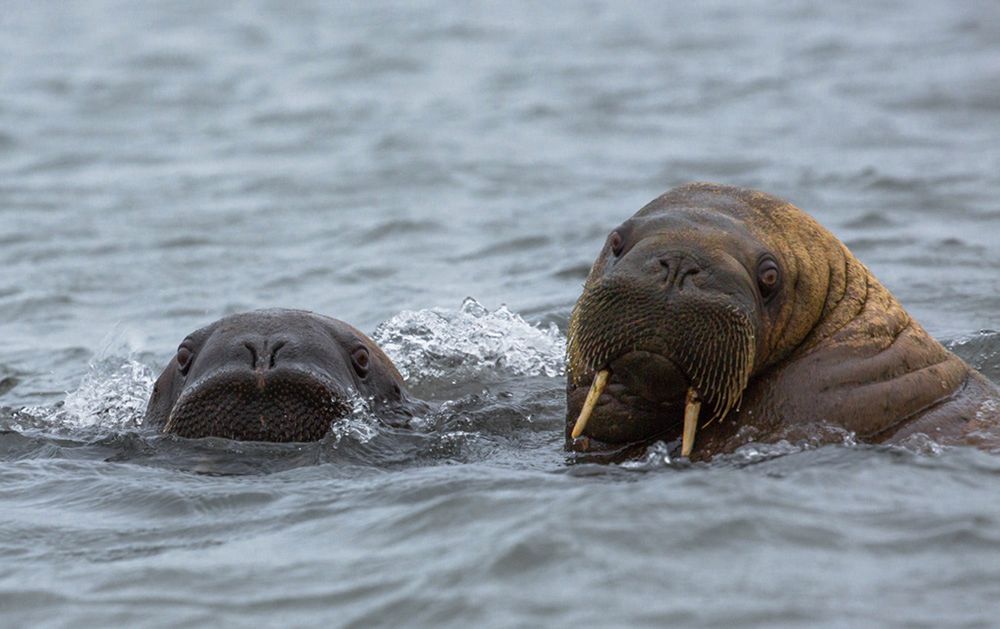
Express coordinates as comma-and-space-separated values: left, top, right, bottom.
679, 267, 700, 290
243, 342, 258, 369
658, 257, 671, 284
269, 341, 286, 369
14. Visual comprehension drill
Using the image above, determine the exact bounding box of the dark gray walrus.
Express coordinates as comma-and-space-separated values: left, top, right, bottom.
145, 309, 423, 441
567, 183, 1000, 460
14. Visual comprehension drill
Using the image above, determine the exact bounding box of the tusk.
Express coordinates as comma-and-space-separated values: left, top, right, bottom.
681, 388, 701, 457
571, 369, 610, 439
162, 412, 177, 435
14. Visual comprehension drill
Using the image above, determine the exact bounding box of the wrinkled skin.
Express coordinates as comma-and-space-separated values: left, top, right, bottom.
567, 183, 1000, 460
145, 309, 424, 442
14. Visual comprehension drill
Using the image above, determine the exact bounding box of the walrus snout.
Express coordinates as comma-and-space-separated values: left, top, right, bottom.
160, 326, 361, 442
164, 368, 352, 441
566, 231, 760, 448
145, 309, 417, 443
634, 250, 708, 295
236, 335, 289, 372
193, 331, 335, 380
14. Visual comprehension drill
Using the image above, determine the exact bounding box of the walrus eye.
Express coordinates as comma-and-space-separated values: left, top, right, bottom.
176, 346, 194, 374
351, 347, 371, 379
757, 258, 781, 298
609, 231, 624, 257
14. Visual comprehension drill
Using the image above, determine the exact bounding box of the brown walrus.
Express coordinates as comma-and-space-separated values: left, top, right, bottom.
566, 183, 1000, 460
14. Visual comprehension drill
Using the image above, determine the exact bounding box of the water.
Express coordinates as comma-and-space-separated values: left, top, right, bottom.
2, 1, 1000, 626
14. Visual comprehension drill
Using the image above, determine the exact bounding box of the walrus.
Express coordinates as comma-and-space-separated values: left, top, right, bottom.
567, 183, 1000, 460
145, 309, 423, 441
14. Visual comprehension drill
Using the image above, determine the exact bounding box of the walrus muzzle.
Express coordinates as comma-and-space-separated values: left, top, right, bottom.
163, 368, 353, 442
567, 274, 757, 453
145, 309, 422, 444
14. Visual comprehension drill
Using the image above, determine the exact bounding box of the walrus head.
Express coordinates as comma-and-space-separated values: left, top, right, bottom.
145, 309, 417, 442
567, 183, 856, 455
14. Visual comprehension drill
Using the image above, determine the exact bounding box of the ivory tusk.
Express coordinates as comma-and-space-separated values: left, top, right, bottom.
571, 369, 610, 439
681, 388, 701, 457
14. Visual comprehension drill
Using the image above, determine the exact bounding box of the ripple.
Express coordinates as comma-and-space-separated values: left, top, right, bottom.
841, 211, 897, 229
127, 51, 204, 72
948, 330, 1000, 381
0, 294, 75, 320
0, 131, 16, 150
551, 262, 591, 280
359, 219, 444, 242
0, 376, 18, 397
156, 235, 216, 249
449, 235, 551, 261
2, 0, 1000, 626
842, 236, 913, 252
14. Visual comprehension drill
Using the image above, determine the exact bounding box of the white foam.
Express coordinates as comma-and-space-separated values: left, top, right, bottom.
328, 392, 381, 445
730, 439, 804, 463
620, 441, 674, 469
372, 297, 566, 382
22, 356, 155, 434
892, 433, 946, 456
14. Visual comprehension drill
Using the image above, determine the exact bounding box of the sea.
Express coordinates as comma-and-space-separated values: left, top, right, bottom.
1, 1, 999, 626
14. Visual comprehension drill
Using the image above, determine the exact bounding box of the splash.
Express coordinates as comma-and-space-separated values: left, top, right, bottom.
13, 357, 154, 435
729, 439, 806, 463
5, 325, 155, 434
892, 433, 946, 456
62, 357, 154, 430
620, 441, 675, 469
372, 297, 566, 382
328, 392, 381, 445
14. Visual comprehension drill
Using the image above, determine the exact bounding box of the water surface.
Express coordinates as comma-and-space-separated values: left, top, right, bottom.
2, 1, 1000, 627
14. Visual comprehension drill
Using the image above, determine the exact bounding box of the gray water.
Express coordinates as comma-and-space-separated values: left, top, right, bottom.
2, 1, 1000, 627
